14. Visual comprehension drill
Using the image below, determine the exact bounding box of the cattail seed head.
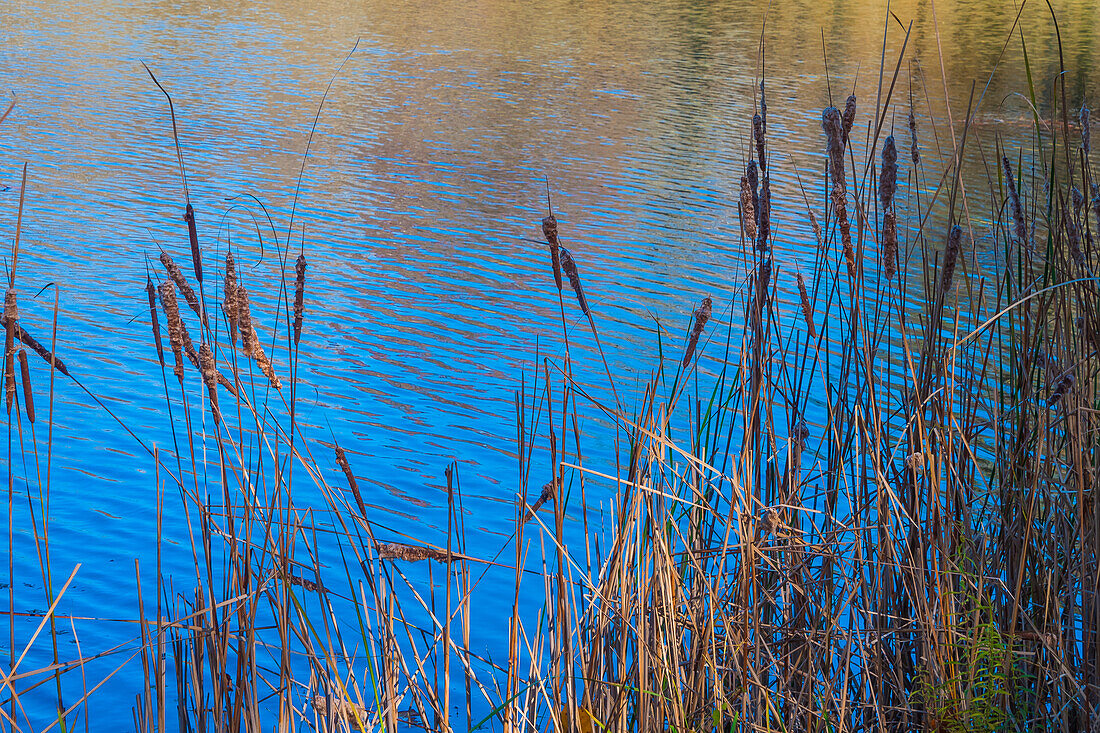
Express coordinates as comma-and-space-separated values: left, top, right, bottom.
757, 176, 771, 252
841, 94, 857, 145
909, 105, 921, 165
558, 246, 589, 316
199, 343, 220, 424
145, 276, 164, 368
795, 272, 816, 339
541, 215, 564, 292
879, 135, 898, 211
160, 251, 202, 321
184, 203, 202, 284
753, 112, 766, 171
377, 543, 450, 563
18, 350, 34, 424
1002, 156, 1027, 249
158, 281, 187, 381
882, 211, 898, 281
335, 445, 367, 519
759, 80, 767, 132
682, 295, 712, 368
223, 252, 239, 346
754, 258, 772, 320
4, 288, 17, 413
294, 253, 306, 347
822, 106, 845, 194
1049, 371, 1074, 405
836, 197, 856, 279
747, 159, 761, 228
808, 209, 823, 249
238, 286, 255, 358
740, 174, 757, 243
939, 224, 963, 296
1073, 186, 1085, 215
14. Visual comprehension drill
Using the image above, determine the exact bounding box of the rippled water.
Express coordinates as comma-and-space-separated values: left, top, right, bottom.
2, 0, 1099, 727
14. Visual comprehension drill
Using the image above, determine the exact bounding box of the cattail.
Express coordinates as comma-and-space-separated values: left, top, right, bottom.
158, 281, 187, 381
234, 286, 282, 390
939, 224, 963, 296
223, 252, 239, 346
541, 215, 564, 292
336, 445, 367, 519
882, 211, 898, 281
879, 135, 898, 211
18, 351, 34, 424
0, 316, 69, 376
199, 343, 220, 424
682, 296, 712, 368
759, 80, 767, 134
293, 253, 306, 347
837, 198, 856, 279
311, 695, 368, 724
747, 160, 761, 228
1073, 186, 1085, 216
160, 252, 202, 321
1049, 371, 1074, 405
753, 112, 766, 171
145, 276, 164, 368
1002, 156, 1027, 249
739, 174, 757, 243
754, 258, 772, 320
808, 209, 823, 249
795, 272, 817, 339
3, 288, 16, 413
377, 543, 450, 563
288, 574, 322, 593
1064, 206, 1085, 268
558, 247, 590, 316
523, 480, 556, 523
841, 94, 857, 146
794, 419, 810, 444
184, 203, 202, 285
1092, 188, 1100, 254
1081, 106, 1091, 157
757, 176, 771, 252
822, 106, 845, 194
909, 105, 921, 165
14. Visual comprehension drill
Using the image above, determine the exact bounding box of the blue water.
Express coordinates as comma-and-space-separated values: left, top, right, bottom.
2, 0, 1098, 728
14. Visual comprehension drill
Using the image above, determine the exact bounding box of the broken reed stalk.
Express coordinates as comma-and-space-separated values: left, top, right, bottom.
682, 296, 712, 368
293, 254, 306, 347
18, 350, 34, 424
795, 272, 817, 338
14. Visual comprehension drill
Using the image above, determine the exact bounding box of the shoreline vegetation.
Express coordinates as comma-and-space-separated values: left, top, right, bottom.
3, 20, 1100, 733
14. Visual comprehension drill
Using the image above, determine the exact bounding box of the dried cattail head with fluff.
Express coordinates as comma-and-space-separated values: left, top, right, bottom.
1002, 156, 1027, 248
808, 209, 823, 249
822, 106, 845, 194
1063, 205, 1085, 268
523, 480, 557, 523
145, 276, 164, 368
747, 159, 761, 227
756, 176, 771, 252
879, 135, 898, 211
841, 94, 857, 145
795, 272, 817, 339
237, 285, 256, 358
1073, 186, 1085, 216
199, 343, 221, 424
753, 112, 766, 171
682, 295, 712, 368
837, 199, 856, 280
882, 211, 898, 281
541, 214, 564, 292
223, 252, 239, 345
1081, 106, 1091, 158
909, 105, 921, 165
939, 224, 963, 297
378, 543, 449, 563
4, 288, 17, 413
158, 281, 186, 380
293, 253, 306, 347
739, 174, 757, 243
160, 251, 202, 321
18, 351, 34, 424
558, 246, 590, 316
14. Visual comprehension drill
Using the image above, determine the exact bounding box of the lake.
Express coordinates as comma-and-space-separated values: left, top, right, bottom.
2, 0, 1098, 728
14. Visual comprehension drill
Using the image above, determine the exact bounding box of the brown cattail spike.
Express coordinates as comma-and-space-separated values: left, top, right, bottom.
739, 174, 757, 243
682, 296, 712, 368
1002, 156, 1027, 249
336, 445, 367, 519
293, 253, 306, 347
145, 276, 165, 368
3, 288, 16, 413
753, 112, 766, 172
158, 281, 186, 381
199, 343, 221, 424
879, 135, 898, 211
558, 247, 590, 316
757, 177, 771, 252
883, 211, 898, 281
747, 160, 761, 228
1081, 106, 1091, 158
160, 252, 202, 321
184, 203, 202, 284
841, 94, 857, 146
909, 105, 920, 165
0, 316, 69, 376
223, 251, 239, 346
822, 107, 845, 195
541, 215, 564, 292
940, 224, 963, 296
795, 272, 817, 339
18, 350, 34, 424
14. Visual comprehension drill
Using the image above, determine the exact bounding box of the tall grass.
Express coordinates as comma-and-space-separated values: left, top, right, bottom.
2, 24, 1100, 733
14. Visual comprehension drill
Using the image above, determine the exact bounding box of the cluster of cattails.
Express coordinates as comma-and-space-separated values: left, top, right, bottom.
682, 296, 712, 368
823, 103, 856, 278
1002, 156, 1028, 249
880, 136, 900, 280
335, 444, 368, 519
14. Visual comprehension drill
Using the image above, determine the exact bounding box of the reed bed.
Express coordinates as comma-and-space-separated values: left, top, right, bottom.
2, 26, 1100, 733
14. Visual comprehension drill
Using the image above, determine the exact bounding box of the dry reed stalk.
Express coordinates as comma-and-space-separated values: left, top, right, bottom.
740, 174, 757, 243
4, 288, 16, 413
0, 315, 69, 376
18, 351, 33, 423
160, 252, 202, 320
184, 204, 202, 285
145, 276, 165, 368
757, 177, 771, 252
311, 695, 369, 726
909, 105, 920, 164
377, 543, 450, 563
158, 281, 189, 381
753, 112, 766, 171
335, 445, 367, 519
879, 135, 898, 211
541, 214, 564, 292
1002, 155, 1027, 248
682, 296, 712, 368
293, 253, 306, 347
794, 272, 816, 338
939, 224, 963, 296
882, 211, 898, 281
198, 343, 221, 424
223, 252, 239, 346
558, 247, 589, 316
1082, 106, 1091, 157
841, 94, 857, 145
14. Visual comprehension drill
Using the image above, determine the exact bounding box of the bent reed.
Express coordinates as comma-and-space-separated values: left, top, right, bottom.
3, 34, 1100, 733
